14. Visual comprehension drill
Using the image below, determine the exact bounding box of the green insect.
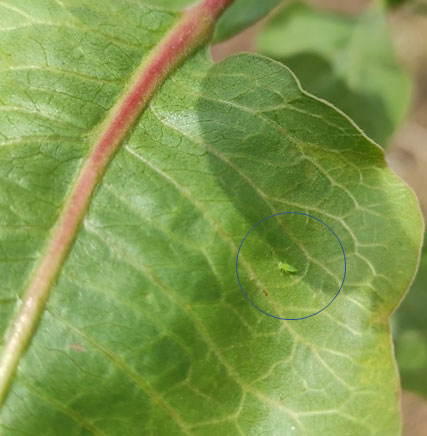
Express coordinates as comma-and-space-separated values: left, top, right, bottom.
278, 261, 298, 274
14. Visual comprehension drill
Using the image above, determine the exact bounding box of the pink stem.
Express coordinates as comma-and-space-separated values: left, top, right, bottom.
0, 0, 237, 406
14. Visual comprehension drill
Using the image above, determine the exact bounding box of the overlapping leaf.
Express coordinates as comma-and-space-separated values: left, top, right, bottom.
257, 1, 412, 147
143, 0, 282, 42
0, 0, 423, 435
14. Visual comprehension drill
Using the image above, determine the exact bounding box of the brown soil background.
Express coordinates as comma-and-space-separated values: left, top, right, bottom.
212, 1, 427, 434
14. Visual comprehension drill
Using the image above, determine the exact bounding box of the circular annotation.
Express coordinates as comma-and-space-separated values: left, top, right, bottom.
235, 212, 346, 321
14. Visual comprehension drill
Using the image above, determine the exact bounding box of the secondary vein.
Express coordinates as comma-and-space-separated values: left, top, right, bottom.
0, 0, 235, 407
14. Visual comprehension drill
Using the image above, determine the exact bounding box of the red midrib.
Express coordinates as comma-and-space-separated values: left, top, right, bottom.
0, 0, 235, 406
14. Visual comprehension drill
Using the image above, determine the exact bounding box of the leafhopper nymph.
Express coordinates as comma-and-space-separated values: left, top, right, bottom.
278, 261, 298, 274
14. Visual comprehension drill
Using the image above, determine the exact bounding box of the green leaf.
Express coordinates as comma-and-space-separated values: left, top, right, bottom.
257, 1, 412, 147
386, 0, 411, 7
212, 0, 283, 42
413, 0, 427, 13
143, 0, 194, 8
0, 0, 423, 435
393, 232, 427, 397
143, 0, 283, 42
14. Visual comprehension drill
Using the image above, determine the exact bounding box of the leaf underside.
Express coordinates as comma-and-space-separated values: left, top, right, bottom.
0, 1, 423, 435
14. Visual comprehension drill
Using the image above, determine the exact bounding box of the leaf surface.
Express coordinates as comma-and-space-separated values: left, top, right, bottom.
257, 1, 412, 146
0, 0, 423, 435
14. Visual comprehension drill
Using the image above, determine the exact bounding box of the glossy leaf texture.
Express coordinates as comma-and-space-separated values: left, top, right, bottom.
257, 1, 412, 147
143, 0, 282, 42
0, 1, 423, 435
393, 231, 427, 398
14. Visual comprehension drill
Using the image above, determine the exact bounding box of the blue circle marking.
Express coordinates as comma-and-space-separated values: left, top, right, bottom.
235, 212, 347, 321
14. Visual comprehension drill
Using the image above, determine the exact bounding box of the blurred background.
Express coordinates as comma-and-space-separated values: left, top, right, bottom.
211, 1, 427, 434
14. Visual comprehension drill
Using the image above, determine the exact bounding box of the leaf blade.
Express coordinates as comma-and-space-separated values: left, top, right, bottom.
0, 1, 423, 435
